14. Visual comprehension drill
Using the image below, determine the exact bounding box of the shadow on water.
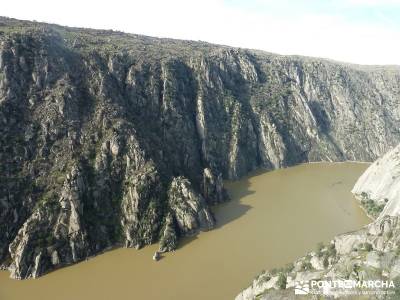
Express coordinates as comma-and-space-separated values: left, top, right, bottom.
177, 235, 199, 249
177, 172, 257, 250
214, 173, 256, 230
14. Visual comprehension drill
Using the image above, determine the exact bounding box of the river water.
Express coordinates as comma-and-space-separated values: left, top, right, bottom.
0, 163, 371, 300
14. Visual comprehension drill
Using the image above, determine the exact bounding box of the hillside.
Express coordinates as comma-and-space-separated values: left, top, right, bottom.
1, 17, 399, 279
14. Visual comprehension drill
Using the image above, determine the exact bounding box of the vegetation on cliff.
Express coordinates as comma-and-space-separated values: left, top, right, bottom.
1, 17, 400, 279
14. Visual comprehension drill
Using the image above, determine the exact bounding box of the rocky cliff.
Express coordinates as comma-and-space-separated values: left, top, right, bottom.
237, 144, 400, 300
1, 17, 400, 279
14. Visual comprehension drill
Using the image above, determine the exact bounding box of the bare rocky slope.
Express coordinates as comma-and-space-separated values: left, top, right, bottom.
237, 144, 400, 300
1, 17, 400, 279
353, 144, 400, 219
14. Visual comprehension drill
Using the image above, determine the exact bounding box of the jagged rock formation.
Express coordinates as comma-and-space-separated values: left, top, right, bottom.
237, 144, 400, 300
1, 17, 400, 279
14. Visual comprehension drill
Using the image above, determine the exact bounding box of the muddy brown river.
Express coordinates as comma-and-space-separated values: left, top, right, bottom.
0, 163, 371, 300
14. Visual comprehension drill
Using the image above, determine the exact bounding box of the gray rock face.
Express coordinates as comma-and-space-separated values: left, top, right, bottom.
1, 17, 400, 279
353, 144, 400, 219
8, 165, 90, 279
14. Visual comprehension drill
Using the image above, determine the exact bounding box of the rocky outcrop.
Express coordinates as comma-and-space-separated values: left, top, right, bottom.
353, 144, 400, 219
168, 176, 215, 235
159, 175, 216, 250
1, 17, 400, 279
237, 144, 400, 299
202, 168, 227, 204
237, 216, 400, 300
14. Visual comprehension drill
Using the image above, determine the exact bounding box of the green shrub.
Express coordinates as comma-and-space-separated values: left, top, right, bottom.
363, 242, 373, 251
277, 273, 287, 289
361, 199, 385, 218
316, 242, 324, 257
